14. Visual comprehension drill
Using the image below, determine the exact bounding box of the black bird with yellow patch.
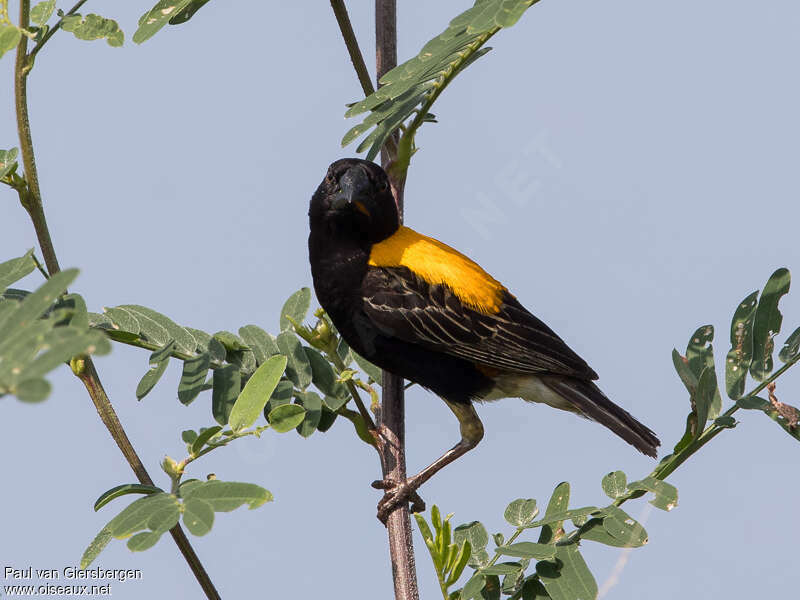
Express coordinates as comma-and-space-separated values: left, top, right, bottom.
309, 158, 659, 520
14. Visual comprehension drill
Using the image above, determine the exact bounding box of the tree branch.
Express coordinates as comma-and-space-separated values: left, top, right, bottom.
331, 0, 397, 160
13, 4, 220, 597
27, 0, 88, 63
330, 0, 374, 98
375, 3, 419, 600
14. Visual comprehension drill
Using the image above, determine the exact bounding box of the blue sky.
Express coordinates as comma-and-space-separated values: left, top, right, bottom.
2, 1, 799, 598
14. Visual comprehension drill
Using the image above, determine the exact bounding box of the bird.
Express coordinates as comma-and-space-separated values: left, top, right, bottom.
308, 158, 660, 522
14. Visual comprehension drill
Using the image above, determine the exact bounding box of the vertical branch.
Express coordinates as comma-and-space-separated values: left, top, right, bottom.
13, 4, 220, 598
376, 3, 419, 600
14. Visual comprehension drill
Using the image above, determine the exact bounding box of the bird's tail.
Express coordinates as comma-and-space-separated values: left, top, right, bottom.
542, 377, 660, 458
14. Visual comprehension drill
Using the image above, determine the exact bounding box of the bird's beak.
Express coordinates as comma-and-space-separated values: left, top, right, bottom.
332, 165, 371, 211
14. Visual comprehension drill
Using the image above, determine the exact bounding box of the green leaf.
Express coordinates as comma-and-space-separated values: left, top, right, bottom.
264, 380, 294, 416
168, 0, 212, 24
750, 268, 791, 381
294, 390, 323, 438
481, 563, 522, 576
62, 13, 124, 47
725, 291, 758, 399
181, 480, 272, 511
414, 513, 434, 544
103, 306, 140, 335
504, 498, 538, 527
183, 498, 214, 536
126, 530, 161, 552
94, 484, 163, 511
601, 471, 627, 499
454, 521, 489, 551
736, 395, 770, 410
213, 330, 246, 352
280, 287, 311, 331
107, 493, 180, 538
779, 326, 800, 364
178, 353, 210, 405
538, 482, 569, 544
304, 346, 345, 396
0, 268, 77, 334
181, 430, 197, 444
337, 337, 353, 366
462, 573, 487, 600
316, 405, 338, 432
228, 355, 287, 432
496, 542, 555, 560
133, 0, 193, 43
276, 331, 312, 388
685, 325, 722, 420
323, 392, 349, 412
529, 507, 599, 529
238, 325, 279, 365
447, 540, 472, 587
0, 250, 34, 292
714, 415, 737, 428
190, 425, 223, 455
627, 477, 678, 511
211, 364, 241, 426
537, 545, 597, 600
579, 518, 635, 548
118, 305, 195, 354
30, 0, 56, 25
135, 340, 175, 400
0, 25, 22, 59
692, 366, 717, 436
80, 528, 112, 568
518, 578, 549, 600
599, 506, 648, 547
267, 403, 306, 433
14, 378, 50, 402
353, 350, 383, 383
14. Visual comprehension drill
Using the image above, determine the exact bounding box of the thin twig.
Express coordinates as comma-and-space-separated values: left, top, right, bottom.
27, 0, 88, 63
13, 4, 220, 597
330, 0, 374, 98
331, 0, 397, 160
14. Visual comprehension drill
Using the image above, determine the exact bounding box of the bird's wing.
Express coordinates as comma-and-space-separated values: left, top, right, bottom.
361, 266, 598, 379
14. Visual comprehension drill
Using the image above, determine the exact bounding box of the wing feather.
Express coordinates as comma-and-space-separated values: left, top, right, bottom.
361, 266, 597, 379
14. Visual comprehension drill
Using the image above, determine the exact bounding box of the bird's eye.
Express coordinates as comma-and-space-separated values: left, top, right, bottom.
379, 180, 389, 192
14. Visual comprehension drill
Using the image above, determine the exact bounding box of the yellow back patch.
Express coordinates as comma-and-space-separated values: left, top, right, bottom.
368, 226, 506, 314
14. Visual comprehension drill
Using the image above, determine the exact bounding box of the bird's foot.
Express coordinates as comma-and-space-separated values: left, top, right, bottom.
371, 477, 426, 524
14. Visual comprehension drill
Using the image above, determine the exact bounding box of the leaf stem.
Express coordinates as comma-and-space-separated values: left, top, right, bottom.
392, 30, 496, 181
12, 5, 220, 597
614, 352, 800, 507
27, 0, 88, 63
328, 349, 379, 438
330, 0, 374, 98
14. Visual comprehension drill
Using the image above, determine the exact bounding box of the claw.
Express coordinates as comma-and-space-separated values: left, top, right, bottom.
373, 477, 426, 524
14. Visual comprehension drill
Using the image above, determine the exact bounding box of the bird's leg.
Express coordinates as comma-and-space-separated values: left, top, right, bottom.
373, 400, 484, 524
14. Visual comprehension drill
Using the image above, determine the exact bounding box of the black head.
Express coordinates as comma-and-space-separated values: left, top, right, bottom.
309, 158, 399, 245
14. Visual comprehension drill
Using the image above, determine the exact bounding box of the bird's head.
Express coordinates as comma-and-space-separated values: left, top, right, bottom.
309, 158, 399, 244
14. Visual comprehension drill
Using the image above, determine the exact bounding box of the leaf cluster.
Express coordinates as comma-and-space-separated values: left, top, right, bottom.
419, 474, 676, 600
0, 251, 110, 402
81, 479, 272, 568
670, 268, 800, 452
87, 287, 380, 442
342, 0, 541, 164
